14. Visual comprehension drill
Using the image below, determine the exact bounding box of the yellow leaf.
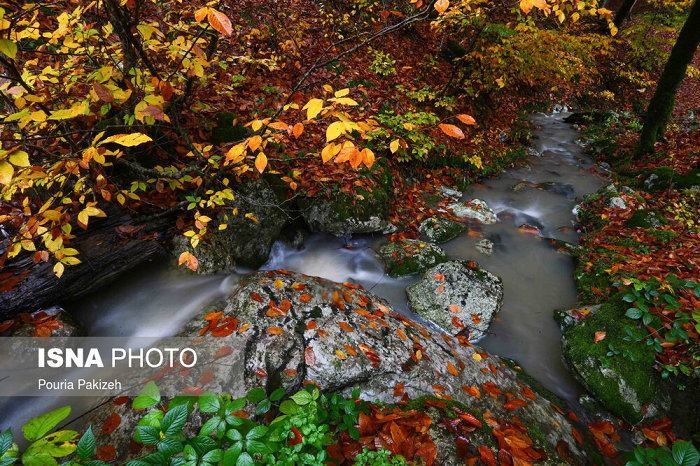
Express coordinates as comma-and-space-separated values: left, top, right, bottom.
0, 160, 14, 185
248, 135, 263, 152
78, 210, 89, 227
438, 123, 465, 139
251, 119, 263, 131
0, 39, 17, 59
435, 0, 449, 14
274, 279, 284, 289
8, 150, 30, 167
389, 139, 400, 153
520, 0, 533, 13
53, 262, 65, 278
100, 133, 153, 147
42, 210, 62, 221
335, 350, 347, 360
472, 353, 482, 362
361, 148, 375, 169
207, 8, 233, 36
225, 143, 246, 162
255, 152, 267, 173
456, 114, 477, 126
302, 98, 324, 120
321, 143, 339, 163
326, 121, 345, 142
61, 257, 82, 266
334, 88, 349, 98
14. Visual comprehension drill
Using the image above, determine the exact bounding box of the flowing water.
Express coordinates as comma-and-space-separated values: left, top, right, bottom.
0, 113, 608, 435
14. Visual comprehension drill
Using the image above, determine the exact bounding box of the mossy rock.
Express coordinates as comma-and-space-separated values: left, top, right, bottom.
418, 217, 466, 244
625, 209, 668, 229
561, 294, 657, 423
298, 186, 393, 237
377, 239, 448, 278
632, 167, 700, 192
210, 112, 249, 144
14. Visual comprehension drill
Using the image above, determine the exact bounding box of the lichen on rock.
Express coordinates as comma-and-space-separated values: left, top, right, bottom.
418, 216, 466, 244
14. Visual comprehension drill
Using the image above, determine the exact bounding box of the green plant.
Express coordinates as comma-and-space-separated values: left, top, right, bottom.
368, 48, 396, 76
353, 447, 408, 466
625, 441, 699, 466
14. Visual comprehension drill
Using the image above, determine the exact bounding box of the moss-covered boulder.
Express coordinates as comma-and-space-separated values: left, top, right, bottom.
444, 199, 497, 224
377, 239, 448, 278
298, 186, 394, 237
561, 295, 659, 423
418, 217, 466, 244
625, 209, 668, 229
209, 111, 249, 144
554, 304, 602, 332
406, 260, 503, 339
172, 177, 290, 273
634, 167, 700, 192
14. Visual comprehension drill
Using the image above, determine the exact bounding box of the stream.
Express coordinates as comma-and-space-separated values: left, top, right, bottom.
0, 112, 608, 437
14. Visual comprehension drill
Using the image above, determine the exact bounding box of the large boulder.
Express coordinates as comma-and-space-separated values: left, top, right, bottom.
443, 199, 497, 224
418, 217, 466, 244
560, 295, 662, 424
406, 260, 504, 339
80, 270, 594, 464
172, 177, 290, 273
377, 239, 448, 278
298, 187, 394, 237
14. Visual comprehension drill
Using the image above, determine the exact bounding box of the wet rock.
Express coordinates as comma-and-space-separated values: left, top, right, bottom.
544, 238, 580, 257
475, 238, 494, 256
554, 304, 602, 332
444, 199, 497, 224
436, 186, 463, 202
5, 307, 83, 337
79, 270, 593, 463
172, 177, 290, 272
537, 182, 575, 197
377, 239, 448, 278
561, 295, 661, 423
406, 260, 503, 339
518, 224, 541, 236
298, 186, 393, 237
418, 216, 466, 244
625, 209, 668, 229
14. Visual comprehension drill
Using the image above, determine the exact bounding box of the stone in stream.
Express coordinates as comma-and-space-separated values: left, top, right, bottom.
418, 216, 466, 244
171, 176, 291, 273
298, 185, 394, 237
406, 260, 503, 340
81, 270, 594, 464
377, 239, 448, 277
475, 238, 494, 256
443, 199, 497, 224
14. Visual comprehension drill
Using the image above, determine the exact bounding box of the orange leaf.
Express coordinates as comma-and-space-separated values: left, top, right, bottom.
292, 122, 304, 138
307, 320, 317, 330
396, 328, 407, 341
438, 123, 465, 139
447, 362, 459, 376
335, 350, 347, 360
207, 8, 233, 36
255, 152, 267, 173
300, 294, 312, 302
96, 445, 117, 462
394, 382, 405, 397
266, 326, 284, 335
101, 413, 121, 434
448, 304, 461, 313
594, 331, 607, 343
338, 321, 354, 332
204, 311, 223, 321
435, 0, 450, 14
457, 114, 477, 125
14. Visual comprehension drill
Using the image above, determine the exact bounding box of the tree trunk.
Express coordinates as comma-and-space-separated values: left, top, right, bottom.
635, 0, 700, 156
613, 0, 637, 27
0, 210, 167, 320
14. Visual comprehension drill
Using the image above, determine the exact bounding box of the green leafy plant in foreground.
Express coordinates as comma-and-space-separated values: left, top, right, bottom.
625, 441, 700, 466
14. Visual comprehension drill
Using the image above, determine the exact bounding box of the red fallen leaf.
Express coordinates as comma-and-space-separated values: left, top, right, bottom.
96, 445, 117, 462
215, 346, 233, 358
338, 322, 354, 332
291, 282, 306, 291
649, 418, 673, 431
556, 440, 571, 462
462, 385, 481, 398
483, 381, 503, 398
306, 321, 317, 330
198, 369, 214, 386
211, 327, 233, 337
458, 411, 482, 428
394, 382, 405, 398
568, 412, 580, 423
113, 396, 130, 406
305, 347, 316, 366
300, 294, 312, 302
572, 427, 583, 445
316, 329, 329, 337
479, 446, 497, 466
204, 311, 223, 321
0, 320, 15, 333
471, 314, 482, 325
503, 398, 528, 411
455, 436, 471, 458
283, 368, 298, 377
251, 292, 265, 303
101, 413, 121, 434
183, 386, 205, 395
279, 299, 292, 312
254, 368, 267, 378
519, 383, 536, 400
451, 316, 465, 329
344, 345, 357, 356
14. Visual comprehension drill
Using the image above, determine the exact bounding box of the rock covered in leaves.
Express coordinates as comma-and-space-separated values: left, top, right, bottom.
297, 186, 393, 237
2, 306, 83, 337
418, 216, 466, 244
172, 177, 290, 273
444, 199, 497, 224
377, 239, 448, 278
406, 260, 503, 339
81, 270, 594, 464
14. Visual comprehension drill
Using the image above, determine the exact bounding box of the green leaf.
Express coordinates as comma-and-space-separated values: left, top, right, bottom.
245, 426, 268, 441
0, 429, 12, 457
290, 390, 313, 406
625, 308, 642, 319
0, 39, 17, 59
223, 448, 240, 466
76, 427, 95, 460
246, 388, 265, 404
269, 387, 285, 402
202, 449, 224, 462
161, 405, 188, 437
188, 436, 217, 457
279, 400, 299, 415
22, 406, 71, 442
133, 381, 161, 409
135, 426, 160, 446
157, 438, 183, 456
21, 452, 57, 466
255, 399, 271, 416
198, 394, 221, 413
672, 442, 700, 466
25, 430, 78, 457
245, 440, 268, 455
236, 452, 254, 466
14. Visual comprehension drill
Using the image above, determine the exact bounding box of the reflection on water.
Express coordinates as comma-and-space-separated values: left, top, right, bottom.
0, 113, 607, 434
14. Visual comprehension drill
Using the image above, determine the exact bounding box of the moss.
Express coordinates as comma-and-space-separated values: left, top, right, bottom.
625, 209, 668, 228
630, 166, 700, 192
210, 112, 249, 144
378, 240, 448, 278
419, 217, 466, 244
562, 294, 656, 423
